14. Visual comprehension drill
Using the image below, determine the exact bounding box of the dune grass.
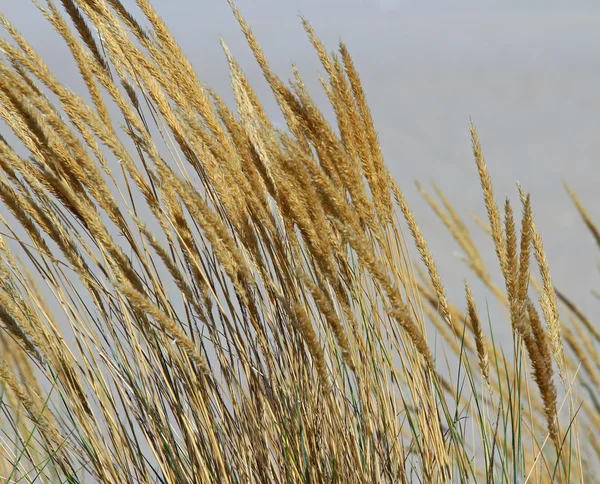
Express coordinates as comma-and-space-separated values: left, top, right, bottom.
0, 1, 598, 482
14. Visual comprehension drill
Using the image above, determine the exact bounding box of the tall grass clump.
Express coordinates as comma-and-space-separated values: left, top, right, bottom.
0, 1, 598, 482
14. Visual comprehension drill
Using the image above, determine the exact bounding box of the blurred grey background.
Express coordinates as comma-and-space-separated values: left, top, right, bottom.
3, 1, 600, 346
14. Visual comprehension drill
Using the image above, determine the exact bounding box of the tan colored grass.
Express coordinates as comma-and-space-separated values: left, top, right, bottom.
471, 123, 508, 279
530, 216, 567, 384
0, 1, 595, 482
465, 282, 491, 392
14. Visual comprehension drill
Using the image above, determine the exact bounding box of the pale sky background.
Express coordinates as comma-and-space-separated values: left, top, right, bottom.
2, 1, 600, 346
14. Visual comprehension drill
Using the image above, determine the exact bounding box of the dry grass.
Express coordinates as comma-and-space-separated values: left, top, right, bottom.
0, 1, 597, 482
